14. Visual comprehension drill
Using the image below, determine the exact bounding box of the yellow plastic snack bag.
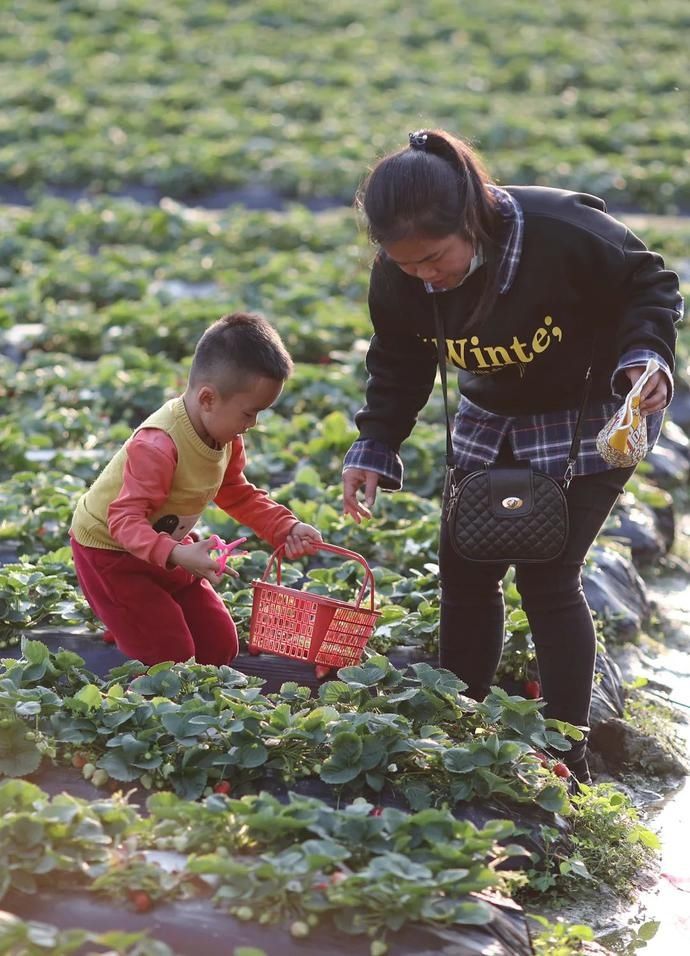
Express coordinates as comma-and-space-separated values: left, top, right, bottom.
596, 358, 659, 467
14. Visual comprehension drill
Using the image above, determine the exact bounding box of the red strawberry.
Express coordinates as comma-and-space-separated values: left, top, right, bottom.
523, 680, 541, 699
129, 890, 153, 913
71, 752, 88, 769
213, 780, 232, 795
553, 762, 571, 779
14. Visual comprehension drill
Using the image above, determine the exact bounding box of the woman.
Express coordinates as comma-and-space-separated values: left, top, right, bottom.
342, 129, 682, 784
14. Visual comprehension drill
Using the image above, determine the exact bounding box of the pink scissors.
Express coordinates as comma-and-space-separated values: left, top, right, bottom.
209, 534, 249, 573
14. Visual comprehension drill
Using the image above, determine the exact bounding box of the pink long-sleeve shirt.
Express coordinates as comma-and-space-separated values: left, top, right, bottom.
106, 429, 297, 567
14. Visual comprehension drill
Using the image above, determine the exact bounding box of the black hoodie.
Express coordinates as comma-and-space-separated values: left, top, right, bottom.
355, 186, 681, 450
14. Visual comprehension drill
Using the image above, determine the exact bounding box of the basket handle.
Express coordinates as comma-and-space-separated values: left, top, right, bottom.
263, 543, 376, 610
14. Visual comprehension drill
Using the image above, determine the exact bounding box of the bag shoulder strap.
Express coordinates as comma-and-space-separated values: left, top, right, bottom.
431, 296, 595, 487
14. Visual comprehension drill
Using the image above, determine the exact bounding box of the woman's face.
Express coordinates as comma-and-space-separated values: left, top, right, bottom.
382, 233, 475, 290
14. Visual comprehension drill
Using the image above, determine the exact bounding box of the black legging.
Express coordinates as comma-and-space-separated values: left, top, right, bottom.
439, 459, 635, 762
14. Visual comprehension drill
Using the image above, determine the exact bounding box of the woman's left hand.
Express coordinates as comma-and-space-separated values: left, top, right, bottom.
624, 366, 669, 415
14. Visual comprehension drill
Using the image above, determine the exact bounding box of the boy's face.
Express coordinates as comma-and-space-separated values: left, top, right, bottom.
201, 375, 283, 446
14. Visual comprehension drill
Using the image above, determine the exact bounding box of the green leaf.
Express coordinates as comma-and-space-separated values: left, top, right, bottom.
49, 713, 98, 744
235, 741, 268, 768
73, 683, 102, 711
450, 898, 494, 925
365, 771, 385, 792
318, 681, 355, 705
399, 779, 433, 810
629, 825, 661, 850
534, 784, 569, 813
330, 730, 363, 764
171, 768, 208, 800
337, 662, 387, 688
636, 921, 660, 942
96, 750, 141, 782
11, 816, 44, 847
410, 663, 468, 696
319, 760, 361, 785
54, 649, 86, 670
0, 720, 42, 776
130, 669, 182, 697
19, 638, 50, 667
442, 748, 478, 774
0, 778, 44, 810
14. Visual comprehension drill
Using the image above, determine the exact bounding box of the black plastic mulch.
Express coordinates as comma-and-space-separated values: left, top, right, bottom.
4, 887, 533, 956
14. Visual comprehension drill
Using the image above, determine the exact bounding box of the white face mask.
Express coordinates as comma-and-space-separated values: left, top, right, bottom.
464, 249, 484, 279
424, 247, 484, 293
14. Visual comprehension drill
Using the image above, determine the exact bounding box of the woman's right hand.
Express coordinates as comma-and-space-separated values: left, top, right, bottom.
342, 467, 381, 523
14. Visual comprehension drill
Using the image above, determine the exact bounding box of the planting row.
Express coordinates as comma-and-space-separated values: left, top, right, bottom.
0, 639, 657, 953
1, 0, 688, 209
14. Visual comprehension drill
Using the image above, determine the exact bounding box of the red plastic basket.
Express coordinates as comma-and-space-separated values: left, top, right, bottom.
248, 543, 380, 675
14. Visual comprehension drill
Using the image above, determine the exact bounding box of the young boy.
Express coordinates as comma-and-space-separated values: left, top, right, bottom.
70, 311, 322, 666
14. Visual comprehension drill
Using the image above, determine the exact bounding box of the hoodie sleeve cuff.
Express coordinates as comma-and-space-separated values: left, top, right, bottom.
611, 349, 674, 407
343, 439, 403, 492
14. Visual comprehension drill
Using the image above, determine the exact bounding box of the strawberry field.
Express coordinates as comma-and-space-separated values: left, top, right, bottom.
1, 2, 689, 954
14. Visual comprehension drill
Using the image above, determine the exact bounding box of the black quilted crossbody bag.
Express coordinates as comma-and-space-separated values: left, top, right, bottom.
433, 298, 593, 564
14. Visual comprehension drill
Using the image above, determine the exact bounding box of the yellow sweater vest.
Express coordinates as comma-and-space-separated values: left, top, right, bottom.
70, 397, 232, 551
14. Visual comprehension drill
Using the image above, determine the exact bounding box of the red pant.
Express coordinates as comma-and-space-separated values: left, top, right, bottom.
71, 539, 238, 666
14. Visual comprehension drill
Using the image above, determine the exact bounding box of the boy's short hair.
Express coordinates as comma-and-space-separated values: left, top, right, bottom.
189, 312, 293, 396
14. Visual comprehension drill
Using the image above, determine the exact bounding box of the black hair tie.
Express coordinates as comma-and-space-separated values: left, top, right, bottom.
408, 130, 428, 150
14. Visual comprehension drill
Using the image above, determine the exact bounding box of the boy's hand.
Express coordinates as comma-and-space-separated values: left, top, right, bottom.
170, 538, 240, 583
283, 522, 323, 559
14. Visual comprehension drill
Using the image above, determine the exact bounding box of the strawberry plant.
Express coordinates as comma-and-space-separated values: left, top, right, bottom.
0, 911, 179, 956
0, 472, 86, 555
0, 557, 91, 650
1, 643, 578, 815
0, 779, 137, 900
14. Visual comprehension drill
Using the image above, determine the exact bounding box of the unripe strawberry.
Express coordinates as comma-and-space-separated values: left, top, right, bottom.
91, 769, 109, 787
290, 920, 310, 938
